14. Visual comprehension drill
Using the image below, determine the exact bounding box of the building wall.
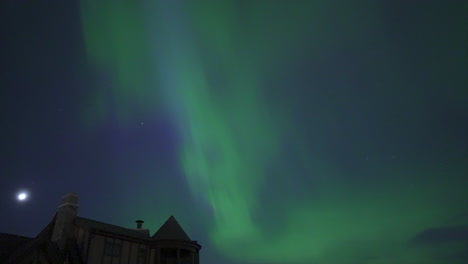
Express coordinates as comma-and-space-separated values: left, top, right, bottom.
84, 233, 151, 264
86, 233, 103, 263
73, 228, 198, 264
75, 226, 89, 259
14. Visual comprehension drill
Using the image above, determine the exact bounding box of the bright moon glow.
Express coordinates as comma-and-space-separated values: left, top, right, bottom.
17, 192, 27, 201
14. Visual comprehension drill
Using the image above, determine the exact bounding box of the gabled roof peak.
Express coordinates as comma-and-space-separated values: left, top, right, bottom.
152, 216, 192, 241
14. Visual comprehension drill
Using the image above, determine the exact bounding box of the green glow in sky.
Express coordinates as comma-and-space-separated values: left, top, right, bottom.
80, 1, 468, 263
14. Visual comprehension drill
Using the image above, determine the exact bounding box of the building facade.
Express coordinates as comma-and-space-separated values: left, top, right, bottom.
0, 193, 202, 264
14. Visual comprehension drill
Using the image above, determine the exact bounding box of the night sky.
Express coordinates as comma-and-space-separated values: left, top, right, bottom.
1, 1, 468, 263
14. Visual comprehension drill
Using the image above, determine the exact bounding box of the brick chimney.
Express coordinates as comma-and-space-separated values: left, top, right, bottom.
51, 192, 79, 249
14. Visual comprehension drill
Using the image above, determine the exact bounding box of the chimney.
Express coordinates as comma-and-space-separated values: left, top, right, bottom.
51, 192, 79, 249
136, 220, 144, 229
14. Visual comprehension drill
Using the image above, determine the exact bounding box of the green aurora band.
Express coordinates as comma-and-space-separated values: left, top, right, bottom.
80, 1, 468, 263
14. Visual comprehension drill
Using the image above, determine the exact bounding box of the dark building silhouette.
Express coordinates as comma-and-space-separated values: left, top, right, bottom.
0, 193, 202, 264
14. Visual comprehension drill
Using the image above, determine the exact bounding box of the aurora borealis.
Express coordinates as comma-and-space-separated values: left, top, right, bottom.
1, 0, 467, 263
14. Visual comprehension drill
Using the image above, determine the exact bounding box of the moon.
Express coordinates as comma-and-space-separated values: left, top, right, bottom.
17, 191, 28, 202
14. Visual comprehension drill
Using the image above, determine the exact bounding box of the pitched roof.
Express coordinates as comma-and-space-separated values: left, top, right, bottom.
0, 233, 32, 262
75, 217, 150, 240
152, 216, 192, 241
2, 214, 84, 264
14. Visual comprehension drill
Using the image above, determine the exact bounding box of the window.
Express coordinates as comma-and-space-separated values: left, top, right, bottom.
104, 240, 122, 257
160, 248, 178, 264
180, 249, 192, 264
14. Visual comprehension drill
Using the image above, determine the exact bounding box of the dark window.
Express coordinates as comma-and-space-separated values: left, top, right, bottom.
104, 241, 122, 257
180, 249, 192, 264
160, 248, 178, 264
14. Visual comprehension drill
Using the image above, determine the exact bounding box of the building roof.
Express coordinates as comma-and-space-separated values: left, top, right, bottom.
152, 216, 192, 241
3, 214, 84, 264
0, 233, 32, 262
75, 217, 151, 240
